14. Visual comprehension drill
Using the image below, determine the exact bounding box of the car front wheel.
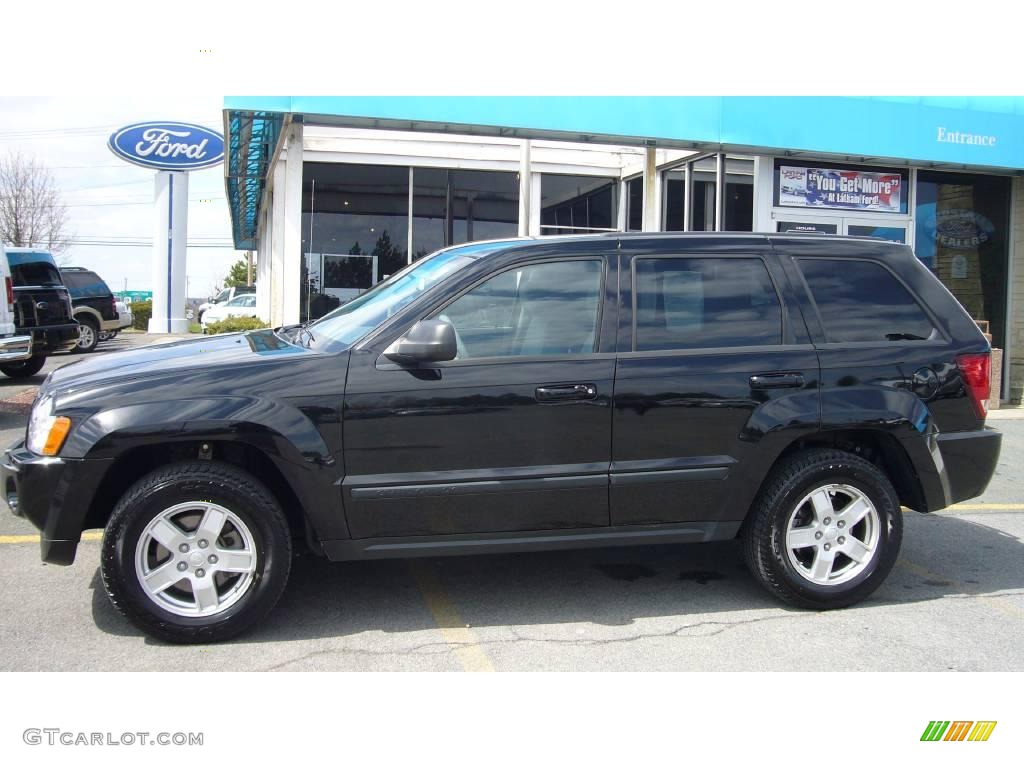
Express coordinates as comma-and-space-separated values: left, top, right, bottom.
742, 449, 902, 610
101, 461, 292, 643
0, 355, 46, 378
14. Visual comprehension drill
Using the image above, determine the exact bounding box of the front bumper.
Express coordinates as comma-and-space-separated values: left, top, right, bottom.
1, 439, 112, 565
0, 334, 33, 362
27, 323, 80, 355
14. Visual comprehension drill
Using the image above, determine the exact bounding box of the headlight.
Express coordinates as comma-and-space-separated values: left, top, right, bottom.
26, 395, 71, 456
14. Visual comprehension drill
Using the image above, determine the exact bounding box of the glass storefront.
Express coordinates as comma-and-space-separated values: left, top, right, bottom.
302, 162, 518, 320
412, 168, 519, 259
915, 171, 1011, 349
662, 155, 754, 232
540, 174, 618, 235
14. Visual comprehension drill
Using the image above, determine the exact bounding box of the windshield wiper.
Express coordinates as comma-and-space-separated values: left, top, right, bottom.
276, 321, 316, 347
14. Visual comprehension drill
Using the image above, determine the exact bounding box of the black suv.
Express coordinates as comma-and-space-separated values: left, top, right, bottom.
0, 234, 1000, 642
61, 267, 120, 353
2, 248, 79, 378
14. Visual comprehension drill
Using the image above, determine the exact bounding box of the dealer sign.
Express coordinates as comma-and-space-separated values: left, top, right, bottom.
107, 121, 225, 171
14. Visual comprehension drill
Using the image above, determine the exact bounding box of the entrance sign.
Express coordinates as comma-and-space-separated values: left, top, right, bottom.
779, 166, 903, 213
108, 122, 225, 171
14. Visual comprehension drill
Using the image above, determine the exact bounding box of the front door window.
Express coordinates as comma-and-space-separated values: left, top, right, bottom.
433, 260, 604, 359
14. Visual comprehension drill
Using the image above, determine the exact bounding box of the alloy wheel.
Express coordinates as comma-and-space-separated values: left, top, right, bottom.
76, 324, 95, 350
134, 502, 259, 617
784, 483, 880, 586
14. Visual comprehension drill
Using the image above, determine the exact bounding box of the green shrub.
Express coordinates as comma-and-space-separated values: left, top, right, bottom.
131, 300, 152, 330
204, 316, 270, 335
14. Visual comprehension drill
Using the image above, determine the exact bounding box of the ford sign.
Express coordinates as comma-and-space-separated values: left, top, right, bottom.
107, 121, 225, 171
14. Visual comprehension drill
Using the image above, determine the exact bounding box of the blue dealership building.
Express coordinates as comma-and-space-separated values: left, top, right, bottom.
222, 96, 1024, 400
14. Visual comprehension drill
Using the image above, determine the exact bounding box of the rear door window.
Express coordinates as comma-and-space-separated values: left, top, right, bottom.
633, 257, 783, 351
798, 258, 936, 343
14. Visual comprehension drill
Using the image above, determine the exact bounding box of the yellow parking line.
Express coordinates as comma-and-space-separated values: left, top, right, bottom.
408, 560, 495, 672
947, 503, 1024, 510
0, 531, 102, 545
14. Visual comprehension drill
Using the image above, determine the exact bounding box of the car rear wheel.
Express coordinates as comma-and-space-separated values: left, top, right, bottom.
742, 449, 902, 610
101, 461, 292, 643
74, 317, 99, 353
0, 355, 46, 379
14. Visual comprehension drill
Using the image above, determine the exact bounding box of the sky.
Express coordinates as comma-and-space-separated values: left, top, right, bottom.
0, 95, 240, 298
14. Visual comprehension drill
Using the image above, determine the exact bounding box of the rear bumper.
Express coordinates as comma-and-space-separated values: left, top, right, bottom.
27, 323, 79, 354
0, 439, 112, 565
935, 427, 1001, 507
0, 334, 33, 362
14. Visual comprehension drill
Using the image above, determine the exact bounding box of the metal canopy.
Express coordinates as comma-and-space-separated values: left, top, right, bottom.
224, 110, 284, 250
223, 96, 1024, 249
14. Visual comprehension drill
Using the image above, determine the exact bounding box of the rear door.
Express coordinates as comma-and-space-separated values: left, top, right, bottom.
610, 239, 820, 528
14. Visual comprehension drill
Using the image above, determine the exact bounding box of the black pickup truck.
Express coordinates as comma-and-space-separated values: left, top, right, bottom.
0, 233, 1000, 642
1, 248, 79, 378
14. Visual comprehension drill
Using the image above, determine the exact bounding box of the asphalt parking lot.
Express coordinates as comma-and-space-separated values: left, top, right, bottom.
0, 335, 1021, 671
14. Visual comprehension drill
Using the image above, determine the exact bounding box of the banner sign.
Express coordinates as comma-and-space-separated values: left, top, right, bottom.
779, 166, 903, 213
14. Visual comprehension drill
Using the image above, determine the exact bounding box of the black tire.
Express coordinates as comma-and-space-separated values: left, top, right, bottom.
0, 355, 46, 379
73, 316, 99, 353
101, 461, 292, 643
742, 449, 902, 610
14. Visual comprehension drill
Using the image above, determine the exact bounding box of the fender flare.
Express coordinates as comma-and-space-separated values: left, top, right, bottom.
64, 396, 342, 539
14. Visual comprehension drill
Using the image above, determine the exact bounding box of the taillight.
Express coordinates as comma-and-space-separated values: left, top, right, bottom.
5, 276, 12, 307
956, 353, 992, 419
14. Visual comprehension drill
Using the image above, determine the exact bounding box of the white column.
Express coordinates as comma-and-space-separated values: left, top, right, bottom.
270, 160, 286, 327
518, 140, 532, 236
282, 122, 304, 325
529, 172, 542, 236
642, 147, 660, 231
148, 171, 189, 333
752, 155, 775, 233
714, 153, 725, 231
256, 207, 271, 322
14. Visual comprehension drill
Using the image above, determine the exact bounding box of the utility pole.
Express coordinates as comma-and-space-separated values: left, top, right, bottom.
246, 250, 253, 286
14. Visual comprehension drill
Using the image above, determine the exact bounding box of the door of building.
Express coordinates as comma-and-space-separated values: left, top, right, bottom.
774, 216, 908, 244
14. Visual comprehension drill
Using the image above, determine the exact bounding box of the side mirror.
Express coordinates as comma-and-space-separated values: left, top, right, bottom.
384, 319, 457, 364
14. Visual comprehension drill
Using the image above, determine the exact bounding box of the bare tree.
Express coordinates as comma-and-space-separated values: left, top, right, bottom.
0, 152, 72, 256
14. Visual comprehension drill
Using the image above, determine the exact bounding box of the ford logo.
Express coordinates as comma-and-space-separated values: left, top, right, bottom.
107, 121, 225, 171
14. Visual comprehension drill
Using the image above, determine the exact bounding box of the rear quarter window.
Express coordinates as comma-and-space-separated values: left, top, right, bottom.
62, 271, 111, 299
798, 258, 936, 343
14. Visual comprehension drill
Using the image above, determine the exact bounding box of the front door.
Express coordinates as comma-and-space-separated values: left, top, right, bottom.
341, 254, 617, 539
610, 246, 820, 527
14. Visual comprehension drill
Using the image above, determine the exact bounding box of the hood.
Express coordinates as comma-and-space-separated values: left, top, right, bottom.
47, 329, 312, 396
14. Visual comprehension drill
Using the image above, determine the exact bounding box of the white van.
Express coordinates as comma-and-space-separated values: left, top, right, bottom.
0, 244, 33, 364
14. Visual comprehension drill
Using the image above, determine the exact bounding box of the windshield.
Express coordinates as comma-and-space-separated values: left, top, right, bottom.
213, 289, 231, 303
305, 241, 518, 349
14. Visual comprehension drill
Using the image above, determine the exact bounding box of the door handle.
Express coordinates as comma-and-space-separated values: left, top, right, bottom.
535, 383, 598, 402
749, 373, 805, 389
